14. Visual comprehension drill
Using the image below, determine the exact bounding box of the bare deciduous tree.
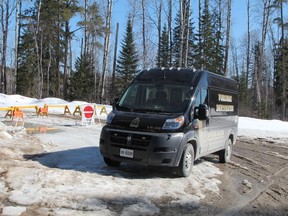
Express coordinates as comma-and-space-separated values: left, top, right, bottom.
100, 0, 112, 103
223, 0, 231, 77
178, 0, 184, 67
1, 0, 17, 93
141, 0, 147, 68
167, 0, 173, 67
246, 0, 251, 93
111, 22, 119, 100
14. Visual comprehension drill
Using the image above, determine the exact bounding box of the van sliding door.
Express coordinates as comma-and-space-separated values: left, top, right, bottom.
207, 88, 238, 152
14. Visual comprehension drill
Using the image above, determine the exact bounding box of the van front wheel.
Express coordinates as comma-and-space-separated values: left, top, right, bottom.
103, 157, 121, 167
178, 144, 194, 177
219, 139, 232, 163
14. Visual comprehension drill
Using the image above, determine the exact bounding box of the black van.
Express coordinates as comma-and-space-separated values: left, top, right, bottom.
99, 68, 238, 177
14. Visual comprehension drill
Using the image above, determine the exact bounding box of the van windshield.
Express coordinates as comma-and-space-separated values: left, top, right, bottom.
117, 83, 193, 113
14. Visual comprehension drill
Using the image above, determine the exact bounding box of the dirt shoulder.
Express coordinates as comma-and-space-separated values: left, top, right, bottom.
197, 136, 288, 216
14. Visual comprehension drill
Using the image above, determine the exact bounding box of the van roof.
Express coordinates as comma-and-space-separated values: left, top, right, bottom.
135, 68, 237, 90
135, 68, 196, 84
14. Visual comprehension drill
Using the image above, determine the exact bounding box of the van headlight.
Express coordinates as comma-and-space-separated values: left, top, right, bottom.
162, 115, 184, 130
106, 111, 115, 124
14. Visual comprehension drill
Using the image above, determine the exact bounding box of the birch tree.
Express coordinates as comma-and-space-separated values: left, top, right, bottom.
0, 0, 16, 93
261, 0, 273, 117
223, 0, 231, 77
62, 0, 81, 100
100, 0, 112, 103
178, 0, 184, 67
141, 0, 147, 68
246, 0, 251, 93
111, 22, 119, 101
168, 0, 173, 66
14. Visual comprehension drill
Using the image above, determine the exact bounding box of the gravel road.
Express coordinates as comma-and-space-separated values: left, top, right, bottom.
161, 136, 288, 215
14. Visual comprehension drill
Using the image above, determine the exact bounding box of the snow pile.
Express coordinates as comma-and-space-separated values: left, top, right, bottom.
238, 117, 288, 140
0, 93, 40, 107
5, 162, 222, 215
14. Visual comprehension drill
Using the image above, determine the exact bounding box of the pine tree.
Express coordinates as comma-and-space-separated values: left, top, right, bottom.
238, 70, 250, 115
157, 24, 169, 67
194, 0, 224, 74
272, 0, 288, 119
212, 10, 225, 74
194, 0, 215, 71
116, 18, 139, 96
17, 28, 38, 97
172, 0, 195, 68
274, 38, 288, 112
68, 54, 94, 102
16, 0, 81, 99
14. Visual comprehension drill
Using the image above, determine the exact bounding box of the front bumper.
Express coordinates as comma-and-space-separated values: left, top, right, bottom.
99, 126, 185, 167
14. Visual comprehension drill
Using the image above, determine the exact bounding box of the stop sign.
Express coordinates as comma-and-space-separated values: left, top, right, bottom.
83, 105, 94, 118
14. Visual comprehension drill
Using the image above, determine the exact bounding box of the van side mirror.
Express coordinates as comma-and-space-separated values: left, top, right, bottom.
112, 98, 119, 108
198, 104, 209, 120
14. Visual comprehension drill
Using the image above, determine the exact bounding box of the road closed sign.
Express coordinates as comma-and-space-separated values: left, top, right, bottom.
81, 104, 95, 125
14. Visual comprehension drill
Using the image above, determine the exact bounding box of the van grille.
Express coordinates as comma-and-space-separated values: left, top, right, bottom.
110, 131, 151, 151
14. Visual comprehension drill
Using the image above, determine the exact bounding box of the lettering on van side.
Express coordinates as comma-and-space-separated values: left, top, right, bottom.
216, 93, 234, 112
216, 104, 234, 112
218, 94, 232, 102
207, 130, 224, 139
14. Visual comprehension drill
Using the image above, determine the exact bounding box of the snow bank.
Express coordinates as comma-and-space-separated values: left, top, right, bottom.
238, 117, 288, 139
0, 93, 40, 106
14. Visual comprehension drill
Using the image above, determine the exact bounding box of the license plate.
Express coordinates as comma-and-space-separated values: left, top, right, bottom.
120, 148, 134, 158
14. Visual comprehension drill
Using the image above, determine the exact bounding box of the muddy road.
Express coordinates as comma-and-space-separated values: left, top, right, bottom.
1, 120, 288, 215
164, 136, 288, 216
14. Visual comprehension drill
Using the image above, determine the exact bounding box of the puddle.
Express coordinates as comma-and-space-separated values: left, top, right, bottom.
1, 120, 61, 134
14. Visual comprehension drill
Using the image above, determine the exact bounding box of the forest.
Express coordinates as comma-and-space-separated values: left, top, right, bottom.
0, 0, 288, 120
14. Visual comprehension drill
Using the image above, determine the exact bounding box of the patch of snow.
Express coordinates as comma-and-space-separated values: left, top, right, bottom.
238, 117, 288, 140
2, 206, 27, 216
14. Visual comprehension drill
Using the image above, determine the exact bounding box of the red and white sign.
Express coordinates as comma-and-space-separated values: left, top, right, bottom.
83, 105, 94, 118
81, 104, 95, 125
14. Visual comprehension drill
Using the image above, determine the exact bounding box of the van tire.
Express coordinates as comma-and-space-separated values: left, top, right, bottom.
219, 139, 232, 163
178, 144, 194, 177
103, 157, 121, 167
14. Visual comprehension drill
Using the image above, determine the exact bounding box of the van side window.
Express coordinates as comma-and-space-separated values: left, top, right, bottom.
194, 88, 207, 107
194, 91, 201, 107
201, 89, 208, 105
193, 88, 207, 118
